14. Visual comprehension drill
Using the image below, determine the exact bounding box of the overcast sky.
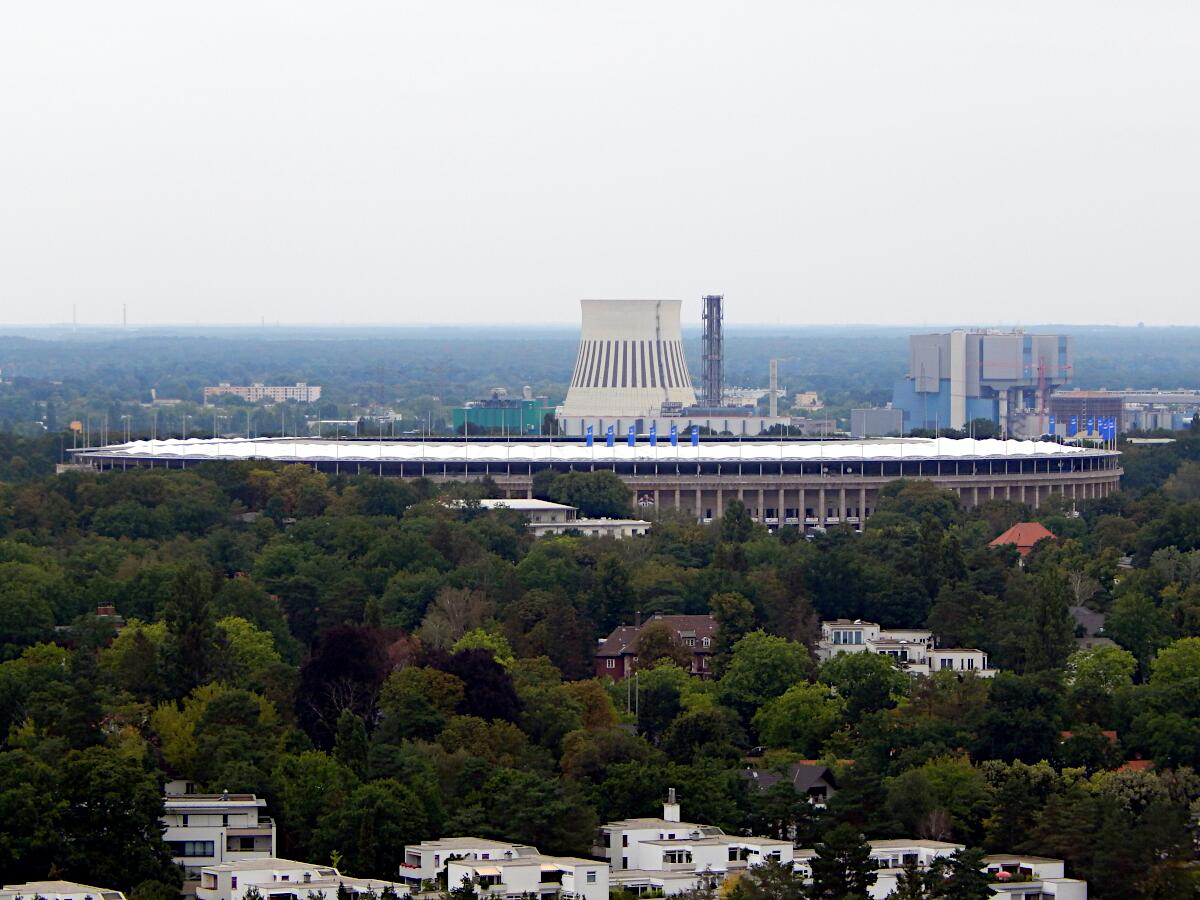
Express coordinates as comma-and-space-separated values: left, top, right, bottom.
1, 2, 1197, 328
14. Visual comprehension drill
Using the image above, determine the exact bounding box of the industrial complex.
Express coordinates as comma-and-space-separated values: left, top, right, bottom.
68, 298, 1124, 527
891, 330, 1073, 437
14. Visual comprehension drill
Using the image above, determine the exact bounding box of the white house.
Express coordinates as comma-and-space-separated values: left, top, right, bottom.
399, 838, 537, 889
446, 854, 607, 900
196, 858, 409, 900
474, 499, 651, 539
0, 884, 125, 900
984, 855, 1088, 899
817, 620, 997, 677
163, 781, 277, 878
595, 791, 794, 896
796, 841, 1086, 900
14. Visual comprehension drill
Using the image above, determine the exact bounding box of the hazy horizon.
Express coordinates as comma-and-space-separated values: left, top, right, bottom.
2, 2, 1198, 327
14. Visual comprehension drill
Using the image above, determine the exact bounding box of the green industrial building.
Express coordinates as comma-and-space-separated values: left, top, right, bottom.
452, 396, 554, 435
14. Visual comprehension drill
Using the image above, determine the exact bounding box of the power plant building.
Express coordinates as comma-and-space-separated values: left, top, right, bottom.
560, 299, 697, 418
556, 298, 788, 436
892, 331, 1072, 436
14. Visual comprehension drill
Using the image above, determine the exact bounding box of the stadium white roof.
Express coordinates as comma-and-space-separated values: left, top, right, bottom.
73, 436, 1111, 463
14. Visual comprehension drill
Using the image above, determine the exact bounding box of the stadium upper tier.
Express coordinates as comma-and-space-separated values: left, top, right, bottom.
69, 436, 1120, 525
71, 436, 1110, 465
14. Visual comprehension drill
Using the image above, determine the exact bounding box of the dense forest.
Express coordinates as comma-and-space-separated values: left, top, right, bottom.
2, 427, 1200, 898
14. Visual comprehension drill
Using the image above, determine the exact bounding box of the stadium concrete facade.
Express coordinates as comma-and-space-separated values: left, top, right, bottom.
70, 437, 1121, 529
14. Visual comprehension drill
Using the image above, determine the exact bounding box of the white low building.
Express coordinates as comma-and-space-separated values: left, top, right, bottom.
197, 858, 408, 900
400, 838, 537, 889
163, 781, 277, 878
817, 620, 997, 677
446, 854, 607, 900
595, 791, 794, 895
1, 884, 125, 900
984, 854, 1088, 900
794, 841, 1085, 900
476, 498, 650, 538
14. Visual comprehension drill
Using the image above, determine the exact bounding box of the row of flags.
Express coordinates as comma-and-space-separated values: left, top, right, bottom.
585, 424, 700, 447
1048, 415, 1118, 440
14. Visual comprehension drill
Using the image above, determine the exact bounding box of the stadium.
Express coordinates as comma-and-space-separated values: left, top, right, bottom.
69, 436, 1121, 529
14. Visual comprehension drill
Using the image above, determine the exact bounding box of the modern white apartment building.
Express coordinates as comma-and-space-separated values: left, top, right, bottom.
446, 854, 608, 900
197, 858, 408, 900
163, 781, 277, 878
0, 884, 125, 900
788, 841, 1086, 900
399, 838, 537, 889
203, 383, 322, 405
594, 791, 794, 895
817, 620, 997, 677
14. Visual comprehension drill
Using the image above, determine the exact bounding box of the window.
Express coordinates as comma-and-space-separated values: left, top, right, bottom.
181, 814, 189, 826
232, 878, 238, 889
683, 637, 695, 647
606, 658, 616, 669
701, 637, 711, 647
222, 814, 229, 826
169, 841, 215, 858
622, 835, 628, 847
586, 872, 597, 884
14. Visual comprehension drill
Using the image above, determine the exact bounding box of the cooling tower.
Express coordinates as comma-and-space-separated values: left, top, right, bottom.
560, 299, 697, 417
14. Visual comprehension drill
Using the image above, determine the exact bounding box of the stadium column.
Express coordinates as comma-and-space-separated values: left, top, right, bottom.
859, 487, 867, 524
758, 488, 765, 524
973, 485, 979, 506
695, 486, 702, 521
674, 486, 681, 512
798, 487, 806, 527
778, 487, 785, 527
716, 486, 724, 519
818, 487, 826, 527
839, 486, 846, 522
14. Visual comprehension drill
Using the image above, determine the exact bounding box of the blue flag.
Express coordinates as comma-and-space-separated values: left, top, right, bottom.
1087, 417, 1094, 436
627, 426, 635, 447
1048, 414, 1056, 435
1068, 416, 1078, 437
649, 423, 657, 447
670, 423, 678, 446
585, 425, 593, 447
606, 425, 614, 447
691, 426, 699, 446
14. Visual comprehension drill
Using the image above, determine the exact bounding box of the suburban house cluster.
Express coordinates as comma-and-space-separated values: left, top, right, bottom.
594, 614, 998, 680
74, 783, 1090, 900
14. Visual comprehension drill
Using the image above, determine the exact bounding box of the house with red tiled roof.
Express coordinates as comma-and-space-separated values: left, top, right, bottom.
989, 522, 1056, 557
595, 614, 718, 679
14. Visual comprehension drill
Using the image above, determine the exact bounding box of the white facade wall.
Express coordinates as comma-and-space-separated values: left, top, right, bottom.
447, 857, 607, 900
400, 840, 533, 885
197, 860, 408, 900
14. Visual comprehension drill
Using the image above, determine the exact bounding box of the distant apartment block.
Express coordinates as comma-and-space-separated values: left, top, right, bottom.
0, 884, 125, 900
817, 620, 997, 677
163, 781, 277, 878
203, 382, 321, 405
595, 614, 718, 679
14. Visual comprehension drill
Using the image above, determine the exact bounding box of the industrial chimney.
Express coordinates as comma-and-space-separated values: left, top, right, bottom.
701, 295, 724, 406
